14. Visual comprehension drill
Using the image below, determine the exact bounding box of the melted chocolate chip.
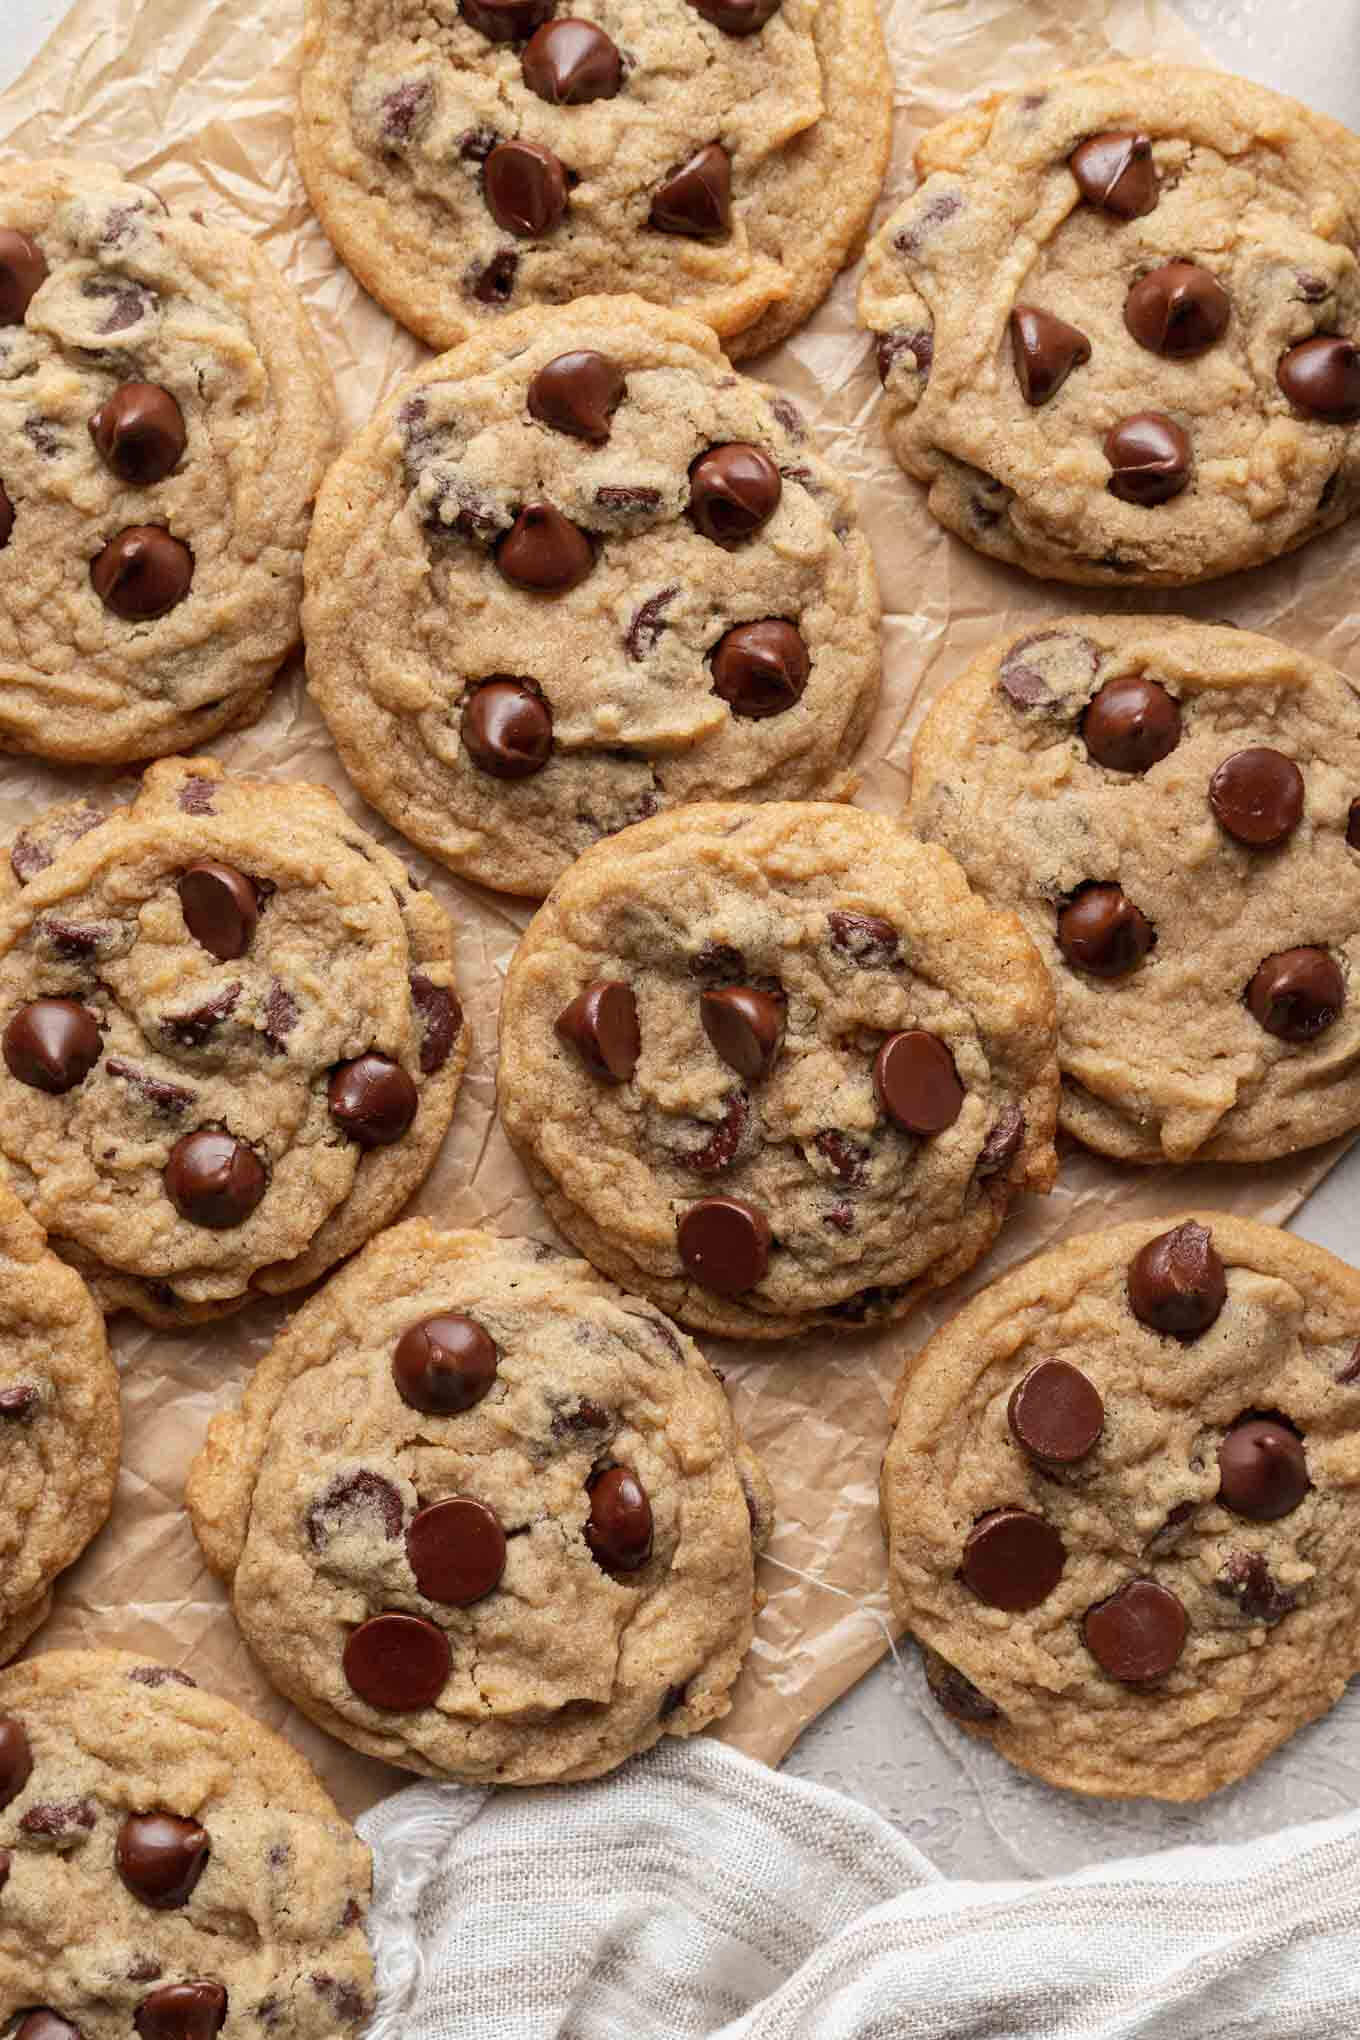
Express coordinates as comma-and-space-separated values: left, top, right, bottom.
88, 383, 186, 485
522, 18, 622, 100
1245, 948, 1344, 1041
960, 1509, 1065, 1611
91, 527, 193, 618
556, 980, 640, 1081
484, 141, 568, 237
688, 444, 782, 544
1128, 1221, 1226, 1338
1082, 675, 1181, 772
1218, 1416, 1309, 1521
975, 1105, 1024, 1176
922, 1646, 999, 1724
1083, 1578, 1186, 1682
380, 79, 433, 144
162, 983, 241, 1049
650, 145, 731, 238
1103, 413, 1191, 505
307, 1470, 405, 1548
677, 1196, 770, 1294
1068, 131, 1157, 217
626, 585, 679, 660
1125, 262, 1230, 357
586, 1465, 653, 1572
1010, 306, 1091, 405
1056, 884, 1154, 976
527, 349, 625, 441
686, 1088, 749, 1172
876, 328, 933, 385
3, 999, 101, 1094
496, 502, 593, 590
815, 1128, 869, 1184
710, 619, 809, 717
343, 1611, 451, 1710
0, 231, 47, 324
469, 249, 519, 304
328, 1054, 418, 1147
0, 1383, 39, 1421
1216, 1550, 1296, 1624
827, 910, 898, 966
408, 972, 461, 1076
116, 1814, 210, 1907
164, 1130, 266, 1228
126, 1667, 196, 1689
262, 982, 298, 1052
107, 1059, 195, 1116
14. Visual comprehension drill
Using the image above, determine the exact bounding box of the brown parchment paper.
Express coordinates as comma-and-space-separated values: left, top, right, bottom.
1, 0, 1358, 1822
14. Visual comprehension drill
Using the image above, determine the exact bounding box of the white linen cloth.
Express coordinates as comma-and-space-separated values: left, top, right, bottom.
356, 1735, 1360, 2038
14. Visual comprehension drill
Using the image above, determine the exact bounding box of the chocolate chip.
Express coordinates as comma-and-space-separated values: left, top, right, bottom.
0, 1383, 39, 1421
408, 972, 461, 1077
1209, 748, 1304, 848
586, 1465, 653, 1573
394, 1313, 499, 1414
1277, 336, 1360, 422
134, 1984, 227, 2040
310, 1977, 368, 2028
710, 619, 809, 718
162, 983, 241, 1048
127, 1667, 196, 1689
1056, 884, 1154, 976
1124, 261, 1229, 358
462, 677, 554, 777
1082, 675, 1181, 772
343, 1611, 451, 1710
88, 383, 186, 485
1008, 1360, 1104, 1465
1246, 947, 1344, 1041
876, 327, 933, 386
14, 2016, 79, 2040
1348, 800, 1360, 851
556, 980, 640, 1081
626, 585, 679, 660
1068, 131, 1157, 218
522, 18, 621, 100
1339, 1341, 1360, 1384
496, 502, 592, 591
406, 1496, 507, 1604
827, 910, 898, 966
685, 1088, 749, 1172
650, 145, 731, 238
469, 249, 518, 303
0, 1715, 31, 1807
329, 1054, 418, 1147
307, 1470, 405, 1549
1128, 1221, 1226, 1338
484, 140, 568, 237
688, 444, 782, 544
873, 1030, 964, 1135
380, 79, 433, 144
527, 349, 624, 442
677, 1196, 770, 1294
1084, 1578, 1186, 1682
1103, 413, 1191, 505
815, 1128, 869, 1184
36, 915, 114, 959
19, 1800, 96, 1845
689, 941, 746, 981
551, 1399, 611, 1441
1218, 1416, 1309, 1521
0, 1850, 10, 1891
595, 484, 661, 515
116, 1814, 210, 1908
177, 777, 216, 815
893, 191, 961, 258
461, 0, 552, 35
107, 1059, 195, 1116
686, 0, 780, 26
3, 999, 101, 1093
91, 527, 193, 618
659, 1681, 688, 1718
922, 1646, 999, 1723
997, 628, 1100, 709
0, 230, 47, 323
824, 1201, 854, 1232
164, 1130, 266, 1228
1009, 305, 1091, 405
700, 986, 782, 1080
975, 1105, 1024, 1176
1216, 1550, 1296, 1624
177, 863, 258, 960
960, 1509, 1064, 1611
0, 483, 12, 550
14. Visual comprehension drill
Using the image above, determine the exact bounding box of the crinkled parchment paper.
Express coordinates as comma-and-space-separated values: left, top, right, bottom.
1, 0, 1357, 1821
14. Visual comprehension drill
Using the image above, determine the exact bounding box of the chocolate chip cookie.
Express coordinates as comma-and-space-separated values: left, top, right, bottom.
0, 159, 336, 762
497, 802, 1060, 1339
295, 0, 890, 358
908, 615, 1360, 1164
0, 756, 467, 1327
306, 298, 882, 896
185, 1222, 773, 1784
858, 64, 1360, 585
0, 1181, 118, 1660
883, 1213, 1360, 1801
0, 1649, 372, 2037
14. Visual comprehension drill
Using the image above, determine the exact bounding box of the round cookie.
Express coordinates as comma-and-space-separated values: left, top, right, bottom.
294, 0, 891, 359
0, 756, 467, 1327
858, 64, 1360, 585
305, 298, 882, 897
497, 802, 1060, 1340
908, 615, 1360, 1165
185, 1222, 774, 1785
0, 1649, 372, 2037
882, 1213, 1360, 1802
0, 1181, 118, 1661
0, 159, 336, 762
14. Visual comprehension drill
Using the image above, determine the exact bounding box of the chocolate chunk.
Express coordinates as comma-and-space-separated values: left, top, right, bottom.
161, 983, 241, 1048
815, 1129, 869, 1185
1277, 336, 1360, 422
469, 249, 518, 304
462, 677, 554, 777
650, 145, 731, 238
556, 980, 640, 1081
329, 1054, 418, 1147
409, 972, 462, 1076
0, 230, 47, 323
91, 527, 193, 619
495, 502, 592, 590
1068, 131, 1157, 218
686, 0, 780, 27
1128, 1221, 1226, 1338
586, 1465, 653, 1573
527, 349, 625, 441
1245, 947, 1344, 1041
394, 1314, 499, 1414
36, 915, 114, 959
873, 1030, 964, 1136
134, 1984, 226, 2040
1009, 305, 1091, 405
1056, 883, 1154, 976
700, 986, 782, 1080
307, 1470, 405, 1549
107, 1059, 195, 1116
1124, 261, 1230, 358
522, 19, 622, 100
688, 444, 782, 544
0, 1383, 39, 1421
1218, 1416, 1309, 1521
1216, 1550, 1296, 1624
686, 1088, 749, 1172
710, 619, 809, 717
1209, 748, 1304, 847
406, 1496, 506, 1604
1103, 413, 1191, 505
88, 383, 186, 485
922, 1647, 999, 1724
3, 999, 101, 1094
1082, 675, 1181, 772
960, 1508, 1064, 1611
1008, 1359, 1104, 1465
975, 1105, 1024, 1176
117, 1813, 211, 1908
626, 585, 679, 660
1083, 1578, 1186, 1682
380, 79, 433, 145
876, 327, 933, 386
126, 1667, 196, 1689
343, 1611, 451, 1710
828, 910, 898, 966
461, 0, 552, 36
0, 1714, 31, 1807
484, 140, 568, 237
677, 1196, 770, 1294
164, 1131, 266, 1228
178, 863, 258, 960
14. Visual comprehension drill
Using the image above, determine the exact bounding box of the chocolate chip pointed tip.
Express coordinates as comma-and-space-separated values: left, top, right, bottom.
462, 676, 554, 777
556, 980, 640, 1081
1010, 305, 1091, 405
1128, 1221, 1226, 1338
527, 349, 625, 441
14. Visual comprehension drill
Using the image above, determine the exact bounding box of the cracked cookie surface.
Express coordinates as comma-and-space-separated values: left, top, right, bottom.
497, 801, 1060, 1340
0, 159, 335, 762
858, 64, 1360, 585
186, 1223, 772, 1785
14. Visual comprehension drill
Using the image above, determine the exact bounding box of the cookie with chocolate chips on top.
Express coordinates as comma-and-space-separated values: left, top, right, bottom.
497, 801, 1059, 1340
0, 1649, 372, 2039
305, 298, 881, 896
883, 1214, 1360, 1801
859, 64, 1360, 584
0, 159, 335, 762
909, 615, 1360, 1164
186, 1223, 772, 1785
0, 757, 467, 1328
